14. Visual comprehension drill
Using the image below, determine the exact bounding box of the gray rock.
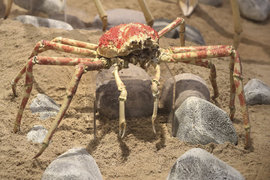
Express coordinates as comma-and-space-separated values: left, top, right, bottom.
244, 79, 270, 105
15, 15, 73, 30
49, 13, 86, 29
14, 0, 65, 15
42, 148, 103, 180
159, 73, 210, 113
27, 125, 48, 143
93, 8, 146, 30
30, 93, 60, 120
199, 0, 223, 7
238, 0, 270, 21
167, 148, 245, 180
173, 96, 238, 145
185, 24, 205, 45
96, 64, 153, 119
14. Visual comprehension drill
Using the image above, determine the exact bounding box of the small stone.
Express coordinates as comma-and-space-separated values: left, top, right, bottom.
27, 125, 48, 144
238, 0, 270, 21
173, 96, 238, 145
14, 15, 73, 30
42, 148, 103, 180
93, 8, 146, 30
30, 93, 60, 120
199, 0, 223, 7
244, 79, 270, 105
167, 148, 245, 180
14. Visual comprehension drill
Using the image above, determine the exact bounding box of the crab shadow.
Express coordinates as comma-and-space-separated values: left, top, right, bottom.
85, 114, 167, 161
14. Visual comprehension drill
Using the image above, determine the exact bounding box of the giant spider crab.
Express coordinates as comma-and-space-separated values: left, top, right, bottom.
12, 17, 250, 158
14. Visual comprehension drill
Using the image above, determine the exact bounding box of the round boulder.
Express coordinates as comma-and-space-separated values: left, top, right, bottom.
96, 64, 153, 119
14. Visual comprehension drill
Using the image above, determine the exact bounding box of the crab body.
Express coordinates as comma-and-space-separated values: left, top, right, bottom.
97, 23, 160, 67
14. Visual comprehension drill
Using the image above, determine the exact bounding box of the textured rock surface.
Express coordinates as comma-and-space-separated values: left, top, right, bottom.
15, 15, 73, 30
159, 73, 210, 113
27, 125, 47, 143
14, 0, 65, 15
30, 93, 60, 120
238, 0, 270, 21
42, 148, 103, 180
199, 0, 223, 7
93, 8, 146, 30
167, 148, 245, 180
244, 79, 270, 105
173, 97, 238, 145
96, 64, 153, 119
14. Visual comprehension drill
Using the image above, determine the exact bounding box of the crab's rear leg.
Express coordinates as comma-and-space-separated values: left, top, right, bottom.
93, 0, 107, 31
158, 17, 185, 46
138, 0, 154, 27
11, 39, 98, 97
159, 45, 250, 148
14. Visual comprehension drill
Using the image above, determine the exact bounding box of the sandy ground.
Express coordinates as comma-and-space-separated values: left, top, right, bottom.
0, 0, 270, 179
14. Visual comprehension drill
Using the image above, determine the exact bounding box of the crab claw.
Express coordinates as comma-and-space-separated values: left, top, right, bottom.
178, 0, 198, 16
119, 100, 126, 138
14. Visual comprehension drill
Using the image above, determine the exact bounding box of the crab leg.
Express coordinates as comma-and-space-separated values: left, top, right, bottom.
159, 45, 250, 148
151, 64, 161, 134
138, 0, 154, 27
13, 56, 105, 133
230, 0, 242, 49
93, 0, 107, 31
112, 64, 127, 138
51, 37, 98, 50
158, 17, 185, 46
4, 0, 13, 19
11, 40, 98, 96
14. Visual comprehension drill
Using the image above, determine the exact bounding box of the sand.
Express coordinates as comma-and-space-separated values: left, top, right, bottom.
0, 0, 270, 179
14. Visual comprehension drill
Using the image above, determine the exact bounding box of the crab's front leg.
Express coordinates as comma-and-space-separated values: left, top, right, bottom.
112, 64, 127, 138
151, 63, 161, 134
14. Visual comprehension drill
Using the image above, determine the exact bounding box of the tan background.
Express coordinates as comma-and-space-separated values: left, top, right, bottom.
0, 0, 270, 179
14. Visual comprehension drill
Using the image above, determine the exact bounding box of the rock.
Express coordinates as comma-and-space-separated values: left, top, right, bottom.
27, 125, 48, 143
153, 19, 205, 44
167, 148, 245, 180
14, 0, 65, 15
96, 64, 153, 119
185, 24, 206, 45
238, 0, 270, 21
199, 0, 223, 7
244, 79, 270, 105
30, 93, 60, 120
159, 73, 210, 113
49, 13, 86, 29
42, 148, 103, 180
173, 96, 238, 145
93, 8, 146, 30
14, 15, 73, 30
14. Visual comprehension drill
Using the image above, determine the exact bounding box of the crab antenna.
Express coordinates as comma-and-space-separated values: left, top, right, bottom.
158, 17, 185, 46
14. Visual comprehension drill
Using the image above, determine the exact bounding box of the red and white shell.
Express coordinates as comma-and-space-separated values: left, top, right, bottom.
97, 23, 159, 58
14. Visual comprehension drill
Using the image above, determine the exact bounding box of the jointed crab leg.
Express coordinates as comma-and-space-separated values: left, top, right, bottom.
230, 0, 242, 49
159, 45, 250, 148
158, 17, 185, 46
112, 64, 127, 138
13, 56, 105, 133
4, 0, 13, 19
93, 0, 108, 31
151, 64, 161, 134
11, 39, 98, 96
138, 0, 154, 27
